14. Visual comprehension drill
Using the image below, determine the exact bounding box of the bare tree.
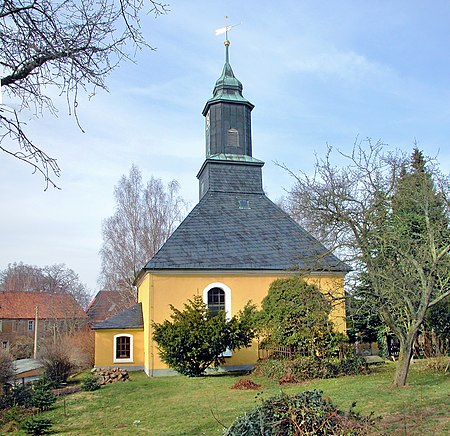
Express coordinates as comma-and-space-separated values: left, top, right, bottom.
284, 140, 450, 387
0, 262, 43, 292
0, 0, 168, 189
99, 165, 187, 302
0, 261, 91, 308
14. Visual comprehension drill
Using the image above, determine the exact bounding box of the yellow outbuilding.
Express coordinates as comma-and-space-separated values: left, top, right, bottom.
93, 40, 349, 376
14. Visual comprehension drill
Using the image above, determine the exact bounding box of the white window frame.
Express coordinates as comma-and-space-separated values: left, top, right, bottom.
203, 282, 232, 357
113, 334, 134, 363
203, 282, 231, 320
28, 320, 34, 332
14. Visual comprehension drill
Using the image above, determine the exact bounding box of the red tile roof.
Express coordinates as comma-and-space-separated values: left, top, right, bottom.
0, 291, 87, 319
86, 290, 133, 324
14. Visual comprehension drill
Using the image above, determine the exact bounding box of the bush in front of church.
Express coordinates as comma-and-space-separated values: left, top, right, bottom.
257, 277, 342, 358
152, 295, 257, 376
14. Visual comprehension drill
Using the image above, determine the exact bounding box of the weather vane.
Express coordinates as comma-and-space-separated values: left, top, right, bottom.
215, 16, 240, 46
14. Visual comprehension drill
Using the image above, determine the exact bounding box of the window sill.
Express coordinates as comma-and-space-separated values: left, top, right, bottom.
113, 358, 133, 364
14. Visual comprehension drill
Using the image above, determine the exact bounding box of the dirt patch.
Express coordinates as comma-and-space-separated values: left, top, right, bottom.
372, 408, 450, 435
231, 378, 261, 390
53, 385, 82, 396
278, 374, 300, 385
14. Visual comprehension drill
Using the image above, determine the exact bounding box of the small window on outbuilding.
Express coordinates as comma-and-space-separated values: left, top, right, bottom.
28, 320, 34, 332
1, 340, 8, 350
227, 128, 239, 147
113, 334, 134, 363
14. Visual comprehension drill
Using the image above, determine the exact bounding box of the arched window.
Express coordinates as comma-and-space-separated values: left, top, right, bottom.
203, 283, 232, 319
203, 283, 232, 357
113, 334, 134, 363
207, 287, 225, 316
227, 128, 239, 147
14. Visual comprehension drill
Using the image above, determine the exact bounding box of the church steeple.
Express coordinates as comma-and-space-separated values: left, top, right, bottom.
202, 40, 254, 158
197, 39, 264, 200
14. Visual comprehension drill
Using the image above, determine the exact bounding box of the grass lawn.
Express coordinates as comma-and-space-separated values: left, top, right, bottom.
22, 361, 450, 435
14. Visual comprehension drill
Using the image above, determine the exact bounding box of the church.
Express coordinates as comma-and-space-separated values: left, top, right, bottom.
93, 40, 349, 376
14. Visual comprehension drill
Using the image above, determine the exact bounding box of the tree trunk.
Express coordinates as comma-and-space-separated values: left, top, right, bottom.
393, 332, 416, 387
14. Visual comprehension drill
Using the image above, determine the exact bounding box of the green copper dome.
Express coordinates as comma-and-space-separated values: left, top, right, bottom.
202, 40, 255, 160
203, 43, 254, 113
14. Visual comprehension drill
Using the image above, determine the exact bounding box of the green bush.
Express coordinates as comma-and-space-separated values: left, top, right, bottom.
258, 277, 350, 362
255, 355, 368, 383
153, 295, 257, 376
81, 374, 101, 391
29, 378, 56, 412
0, 384, 32, 409
0, 405, 33, 432
21, 416, 52, 435
224, 390, 374, 435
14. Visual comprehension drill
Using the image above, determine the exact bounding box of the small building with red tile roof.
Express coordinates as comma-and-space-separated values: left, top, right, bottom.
0, 291, 87, 357
86, 291, 133, 326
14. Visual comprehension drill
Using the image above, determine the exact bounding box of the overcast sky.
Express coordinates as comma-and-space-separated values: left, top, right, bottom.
1, 1, 450, 298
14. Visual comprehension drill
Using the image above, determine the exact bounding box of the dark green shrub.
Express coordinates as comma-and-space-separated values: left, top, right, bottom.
224, 390, 374, 435
81, 374, 101, 391
0, 384, 32, 409
21, 416, 52, 435
29, 378, 56, 412
255, 355, 369, 383
253, 358, 287, 380
258, 277, 344, 358
0, 405, 33, 432
153, 295, 257, 376
338, 356, 368, 375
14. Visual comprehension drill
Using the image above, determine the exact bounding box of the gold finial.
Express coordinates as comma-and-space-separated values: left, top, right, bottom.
215, 16, 240, 63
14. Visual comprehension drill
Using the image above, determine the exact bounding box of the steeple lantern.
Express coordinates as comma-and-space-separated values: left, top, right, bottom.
202, 41, 254, 159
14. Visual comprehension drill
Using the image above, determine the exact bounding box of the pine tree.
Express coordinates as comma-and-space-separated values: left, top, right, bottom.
366, 149, 450, 385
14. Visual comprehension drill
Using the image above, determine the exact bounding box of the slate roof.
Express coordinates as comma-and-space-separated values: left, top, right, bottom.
86, 290, 132, 325
144, 191, 349, 272
0, 291, 87, 320
92, 303, 143, 330
140, 45, 349, 276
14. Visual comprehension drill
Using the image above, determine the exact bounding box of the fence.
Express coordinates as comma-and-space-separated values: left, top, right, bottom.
258, 343, 349, 361
257, 345, 296, 360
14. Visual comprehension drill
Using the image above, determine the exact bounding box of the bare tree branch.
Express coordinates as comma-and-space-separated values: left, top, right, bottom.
0, 0, 169, 188
99, 165, 187, 303
283, 140, 450, 386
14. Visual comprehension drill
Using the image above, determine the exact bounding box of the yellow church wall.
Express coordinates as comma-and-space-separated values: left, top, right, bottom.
94, 328, 144, 368
137, 275, 151, 373
140, 271, 346, 374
